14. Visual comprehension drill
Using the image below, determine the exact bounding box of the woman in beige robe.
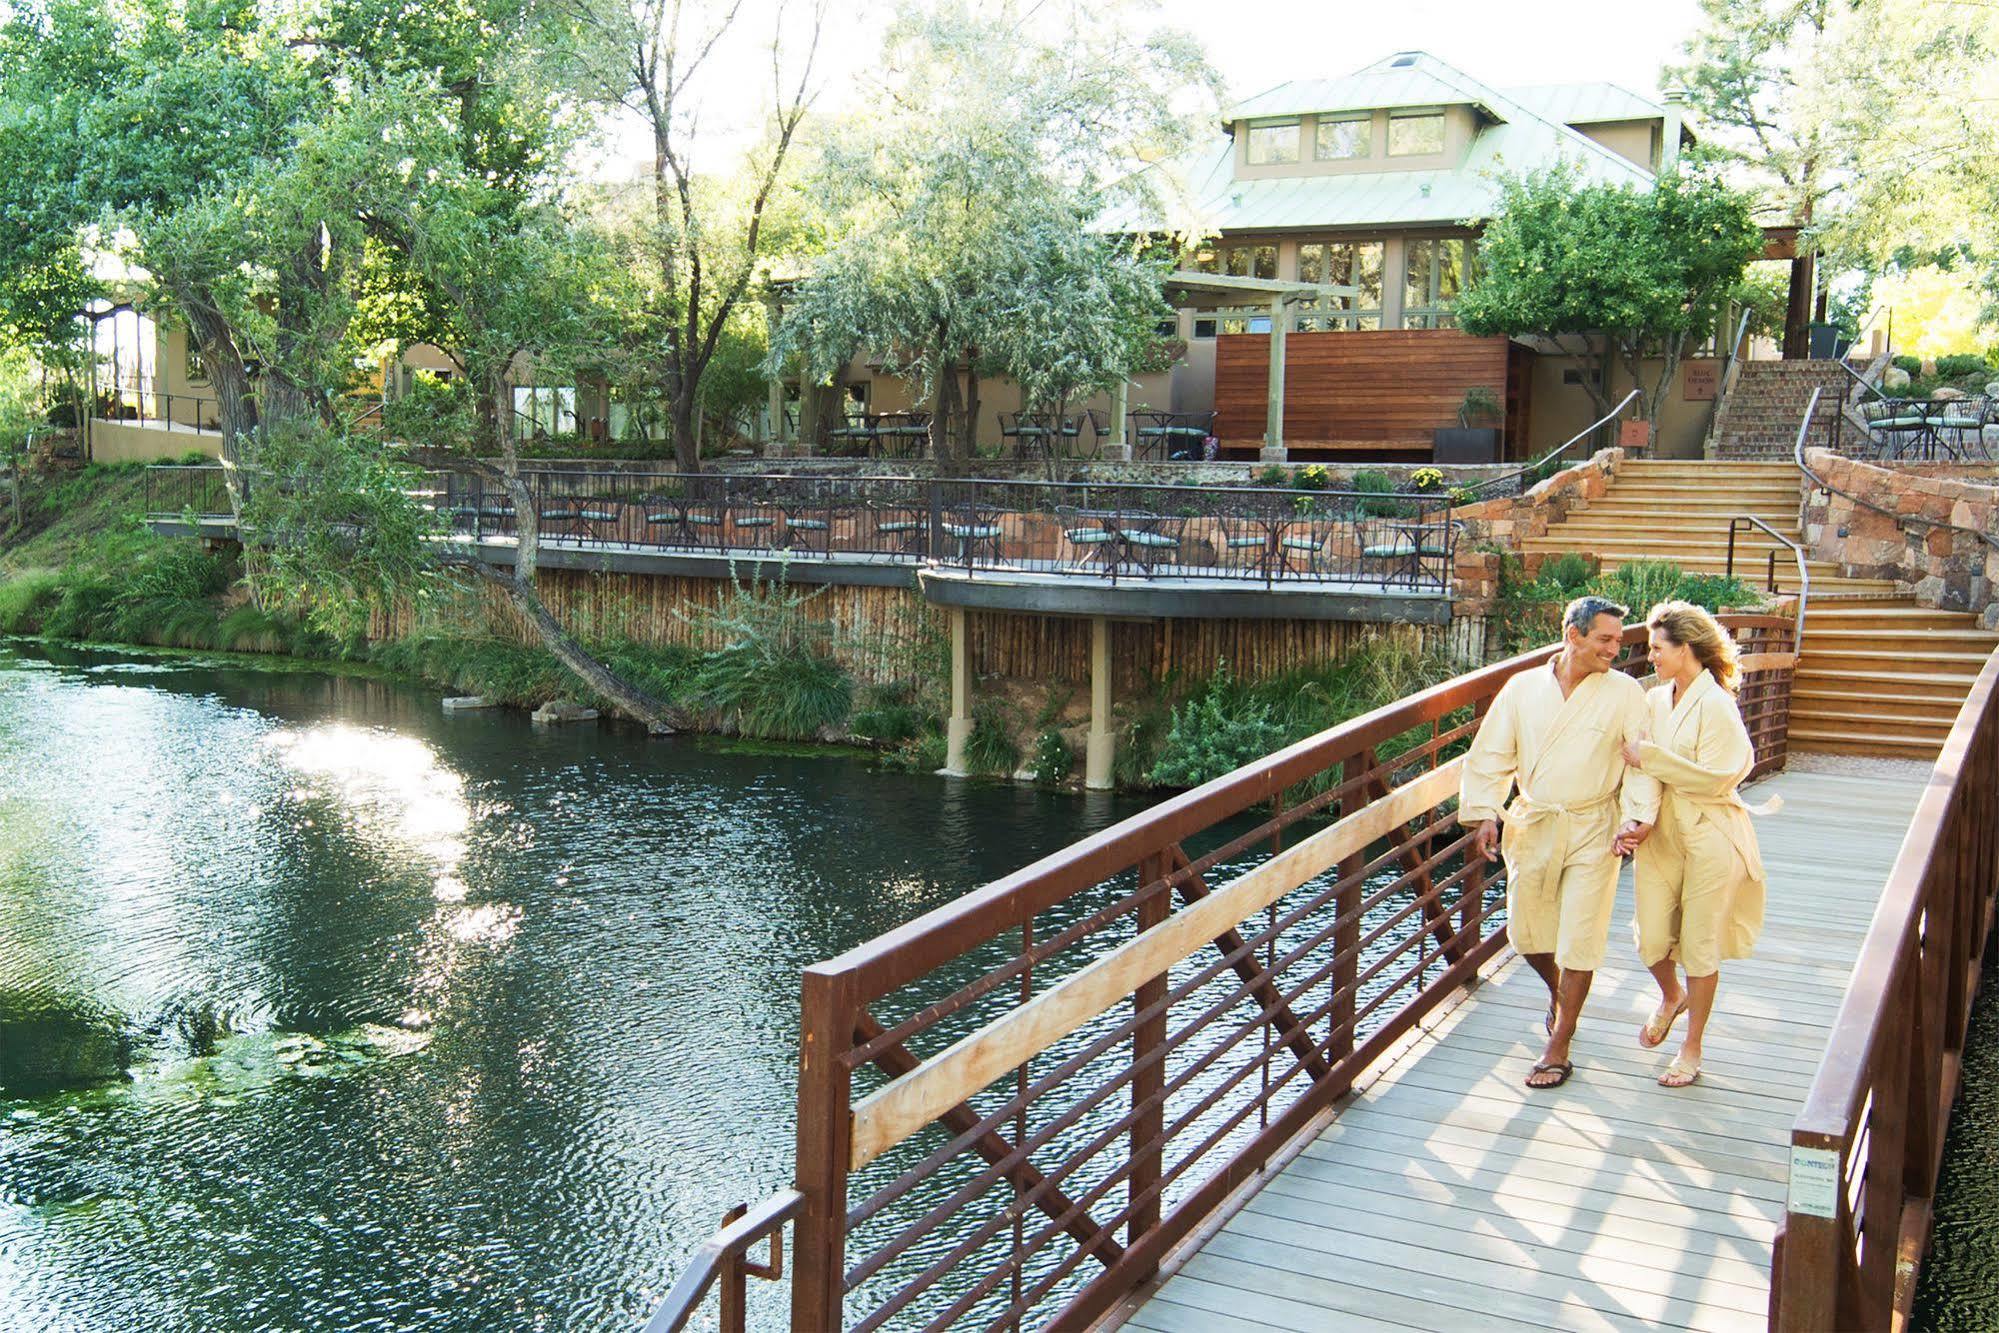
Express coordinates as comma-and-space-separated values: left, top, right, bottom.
1619, 600, 1768, 1088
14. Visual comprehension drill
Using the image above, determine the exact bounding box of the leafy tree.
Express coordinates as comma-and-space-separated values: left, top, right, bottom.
772, 0, 1213, 465
1455, 167, 1762, 449
562, 0, 826, 471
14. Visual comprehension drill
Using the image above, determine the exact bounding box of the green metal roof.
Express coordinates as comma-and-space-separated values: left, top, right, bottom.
1102, 52, 1659, 235
1227, 57, 1496, 123
1505, 81, 1674, 126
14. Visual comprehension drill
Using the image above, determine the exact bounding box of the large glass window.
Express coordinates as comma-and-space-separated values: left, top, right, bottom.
1403, 237, 1470, 328
511, 384, 577, 438
1245, 120, 1300, 165
1388, 111, 1445, 157
1222, 244, 1277, 280
1294, 240, 1384, 330
1314, 114, 1371, 161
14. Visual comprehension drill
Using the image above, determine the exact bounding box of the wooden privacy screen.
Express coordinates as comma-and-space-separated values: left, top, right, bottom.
1213, 329, 1515, 448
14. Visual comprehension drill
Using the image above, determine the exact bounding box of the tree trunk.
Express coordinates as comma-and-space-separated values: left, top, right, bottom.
960, 352, 980, 456
179, 297, 258, 522
671, 384, 700, 473
431, 445, 692, 736
933, 357, 962, 473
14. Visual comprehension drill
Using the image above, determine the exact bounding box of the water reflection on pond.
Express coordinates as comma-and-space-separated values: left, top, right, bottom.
0, 642, 1149, 1332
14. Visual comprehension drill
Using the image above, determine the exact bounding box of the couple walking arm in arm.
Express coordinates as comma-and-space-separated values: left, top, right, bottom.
1459, 595, 1767, 1090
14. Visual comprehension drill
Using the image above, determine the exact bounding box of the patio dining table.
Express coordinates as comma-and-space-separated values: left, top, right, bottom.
871, 412, 932, 459
1868, 398, 1988, 461
1129, 410, 1216, 461
1059, 508, 1184, 581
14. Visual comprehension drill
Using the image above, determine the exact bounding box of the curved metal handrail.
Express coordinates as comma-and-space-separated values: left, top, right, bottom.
1792, 386, 1999, 552
642, 1188, 805, 1333
1460, 387, 1641, 501
1725, 513, 1811, 646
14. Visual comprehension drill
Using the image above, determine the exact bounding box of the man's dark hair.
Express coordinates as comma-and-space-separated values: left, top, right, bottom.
1563, 594, 1629, 636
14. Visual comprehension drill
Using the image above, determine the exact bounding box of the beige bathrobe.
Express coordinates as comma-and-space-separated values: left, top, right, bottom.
1460, 662, 1660, 972
1630, 668, 1768, 975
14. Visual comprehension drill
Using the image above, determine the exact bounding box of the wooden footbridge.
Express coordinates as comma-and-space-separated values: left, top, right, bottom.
649, 615, 1999, 1333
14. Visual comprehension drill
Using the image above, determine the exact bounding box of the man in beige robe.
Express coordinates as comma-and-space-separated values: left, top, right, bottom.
1460, 595, 1659, 1088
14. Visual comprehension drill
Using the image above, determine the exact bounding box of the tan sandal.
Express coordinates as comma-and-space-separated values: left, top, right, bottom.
1639, 998, 1687, 1050
1658, 1056, 1701, 1088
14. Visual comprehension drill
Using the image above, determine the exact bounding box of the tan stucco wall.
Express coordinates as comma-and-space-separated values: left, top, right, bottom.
1526, 349, 1715, 460
88, 420, 224, 464
1574, 120, 1660, 172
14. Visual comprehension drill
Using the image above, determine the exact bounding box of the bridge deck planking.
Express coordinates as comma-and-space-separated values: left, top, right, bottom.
1115, 763, 1929, 1333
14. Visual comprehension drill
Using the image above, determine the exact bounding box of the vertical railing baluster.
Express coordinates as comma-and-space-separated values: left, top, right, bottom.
1129, 852, 1170, 1272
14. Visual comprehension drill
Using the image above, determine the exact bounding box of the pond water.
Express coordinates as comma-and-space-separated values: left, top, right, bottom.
0, 642, 1151, 1332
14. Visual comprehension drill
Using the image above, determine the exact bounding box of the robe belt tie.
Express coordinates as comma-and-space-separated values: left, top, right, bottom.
1500, 789, 1619, 903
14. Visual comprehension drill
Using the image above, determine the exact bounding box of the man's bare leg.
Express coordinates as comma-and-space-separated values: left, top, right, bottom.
1529, 966, 1594, 1087
1523, 951, 1561, 1031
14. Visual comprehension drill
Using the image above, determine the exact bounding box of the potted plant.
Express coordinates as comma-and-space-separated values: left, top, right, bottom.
1433, 386, 1503, 464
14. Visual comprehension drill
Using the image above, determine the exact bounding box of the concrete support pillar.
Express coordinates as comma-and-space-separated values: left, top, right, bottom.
1085, 615, 1115, 790
1104, 378, 1132, 461
943, 606, 974, 775
1261, 295, 1288, 464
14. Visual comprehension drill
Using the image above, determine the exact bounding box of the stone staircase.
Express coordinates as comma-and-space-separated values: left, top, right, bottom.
1709, 360, 1850, 460
1522, 458, 1999, 759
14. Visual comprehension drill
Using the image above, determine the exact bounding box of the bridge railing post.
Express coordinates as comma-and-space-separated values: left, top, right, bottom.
792, 966, 856, 1332
1127, 852, 1170, 1270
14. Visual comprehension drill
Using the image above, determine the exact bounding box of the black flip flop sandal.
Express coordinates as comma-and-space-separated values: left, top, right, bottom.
1526, 1060, 1573, 1090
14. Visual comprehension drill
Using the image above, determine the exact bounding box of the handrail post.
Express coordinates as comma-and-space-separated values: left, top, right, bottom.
792, 967, 856, 1332
717, 1203, 749, 1333
1725, 519, 1738, 581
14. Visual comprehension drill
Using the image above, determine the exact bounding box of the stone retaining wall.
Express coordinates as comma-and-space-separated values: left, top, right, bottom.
1448, 447, 1626, 617
1801, 448, 1999, 624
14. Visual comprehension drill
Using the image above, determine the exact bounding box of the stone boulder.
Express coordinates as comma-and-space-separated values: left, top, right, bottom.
1884, 366, 1912, 390
532, 701, 599, 724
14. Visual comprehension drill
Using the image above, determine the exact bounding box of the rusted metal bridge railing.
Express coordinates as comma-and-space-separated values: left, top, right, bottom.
652, 615, 1799, 1333
1773, 642, 1999, 1331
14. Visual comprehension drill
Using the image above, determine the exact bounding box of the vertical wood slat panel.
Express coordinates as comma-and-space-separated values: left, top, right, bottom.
1214, 329, 1514, 445
381, 570, 1443, 690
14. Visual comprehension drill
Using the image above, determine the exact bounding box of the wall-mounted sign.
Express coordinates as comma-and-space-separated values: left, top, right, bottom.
1684, 359, 1720, 401
1618, 419, 1651, 450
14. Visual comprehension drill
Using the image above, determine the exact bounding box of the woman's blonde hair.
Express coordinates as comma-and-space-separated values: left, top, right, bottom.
1646, 600, 1740, 693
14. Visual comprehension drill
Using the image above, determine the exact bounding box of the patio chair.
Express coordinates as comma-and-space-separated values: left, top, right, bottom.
1117, 512, 1186, 575
779, 494, 838, 555
941, 502, 1006, 565
1211, 514, 1273, 580
1056, 504, 1119, 574
1938, 396, 1991, 458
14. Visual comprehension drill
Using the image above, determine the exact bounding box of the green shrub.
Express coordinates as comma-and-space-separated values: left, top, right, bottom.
693, 642, 852, 740
595, 640, 702, 705
39, 576, 120, 640
1892, 354, 1922, 376
852, 682, 929, 746
1539, 551, 1598, 593
0, 571, 61, 633
1253, 464, 1288, 488
1350, 469, 1410, 518
1294, 464, 1331, 491
1936, 353, 1991, 380
964, 698, 1020, 775
1031, 729, 1072, 785
1150, 664, 1287, 789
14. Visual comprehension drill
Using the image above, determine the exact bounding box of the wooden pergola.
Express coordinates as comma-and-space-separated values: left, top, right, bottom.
1161, 272, 1356, 459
